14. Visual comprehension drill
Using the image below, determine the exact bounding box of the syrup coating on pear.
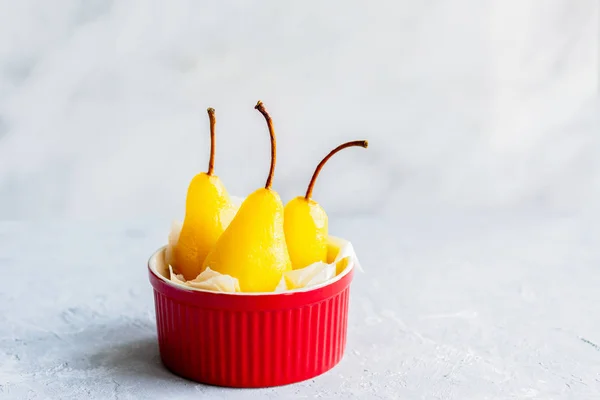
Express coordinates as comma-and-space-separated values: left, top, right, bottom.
201, 101, 292, 292
172, 108, 237, 280
284, 140, 368, 269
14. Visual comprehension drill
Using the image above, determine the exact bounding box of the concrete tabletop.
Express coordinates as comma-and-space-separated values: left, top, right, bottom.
1, 212, 598, 399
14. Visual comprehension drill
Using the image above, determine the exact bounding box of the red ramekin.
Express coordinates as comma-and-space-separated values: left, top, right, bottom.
148, 246, 354, 387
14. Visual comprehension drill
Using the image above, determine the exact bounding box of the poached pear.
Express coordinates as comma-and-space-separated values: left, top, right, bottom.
201, 101, 292, 292
172, 108, 237, 280
284, 140, 368, 269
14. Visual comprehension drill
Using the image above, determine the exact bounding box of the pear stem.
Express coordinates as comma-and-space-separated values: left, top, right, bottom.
206, 108, 216, 176
305, 140, 369, 200
254, 100, 277, 189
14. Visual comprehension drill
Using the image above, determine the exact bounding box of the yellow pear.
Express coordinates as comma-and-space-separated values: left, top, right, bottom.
202, 101, 292, 292
172, 108, 237, 280
284, 140, 368, 269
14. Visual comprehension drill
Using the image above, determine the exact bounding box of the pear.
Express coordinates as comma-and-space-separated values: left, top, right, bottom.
172, 108, 237, 280
284, 140, 368, 269
202, 101, 292, 292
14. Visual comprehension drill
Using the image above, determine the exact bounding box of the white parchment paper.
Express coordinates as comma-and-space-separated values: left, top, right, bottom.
164, 198, 360, 293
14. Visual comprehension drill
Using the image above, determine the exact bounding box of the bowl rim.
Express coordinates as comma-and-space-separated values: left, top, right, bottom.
148, 245, 355, 297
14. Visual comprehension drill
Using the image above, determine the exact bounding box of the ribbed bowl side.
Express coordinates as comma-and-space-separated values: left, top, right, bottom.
153, 286, 351, 387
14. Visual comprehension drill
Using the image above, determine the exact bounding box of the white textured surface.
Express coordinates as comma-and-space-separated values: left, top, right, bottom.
1, 214, 599, 399
1, 0, 600, 398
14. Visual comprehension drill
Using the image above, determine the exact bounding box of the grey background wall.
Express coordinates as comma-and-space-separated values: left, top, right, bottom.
0, 0, 598, 222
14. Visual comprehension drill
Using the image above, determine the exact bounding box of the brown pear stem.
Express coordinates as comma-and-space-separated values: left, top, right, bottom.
206, 108, 216, 175
254, 100, 277, 189
305, 140, 369, 200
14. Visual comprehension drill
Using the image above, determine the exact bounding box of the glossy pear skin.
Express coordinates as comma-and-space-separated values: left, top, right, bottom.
173, 173, 237, 280
284, 196, 328, 269
202, 188, 292, 292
